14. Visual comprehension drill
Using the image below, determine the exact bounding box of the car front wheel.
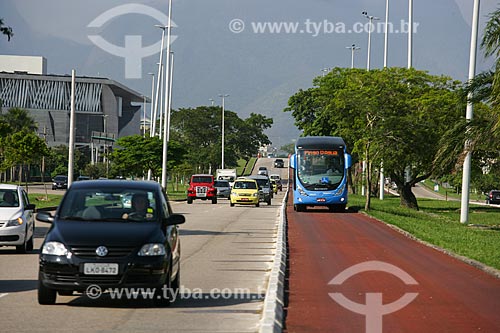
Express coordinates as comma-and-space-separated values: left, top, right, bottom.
38, 273, 57, 305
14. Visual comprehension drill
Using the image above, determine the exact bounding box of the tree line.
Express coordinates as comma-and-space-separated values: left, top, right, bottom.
0, 104, 272, 184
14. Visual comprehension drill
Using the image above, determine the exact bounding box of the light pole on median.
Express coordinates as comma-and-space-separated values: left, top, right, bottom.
362, 11, 380, 71
219, 94, 229, 169
147, 72, 155, 137
161, 0, 173, 189
345, 44, 360, 69
461, 0, 480, 224
152, 25, 167, 137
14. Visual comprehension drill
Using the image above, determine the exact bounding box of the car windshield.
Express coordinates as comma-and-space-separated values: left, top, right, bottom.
58, 187, 158, 222
192, 176, 213, 183
233, 181, 257, 189
297, 149, 344, 190
0, 190, 20, 207
254, 179, 270, 188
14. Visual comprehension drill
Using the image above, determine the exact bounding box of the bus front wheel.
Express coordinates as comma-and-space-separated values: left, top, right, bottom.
294, 204, 306, 212
329, 204, 346, 213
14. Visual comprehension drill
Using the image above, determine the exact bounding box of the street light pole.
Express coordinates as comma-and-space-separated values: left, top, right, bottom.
152, 25, 167, 137
219, 94, 229, 169
209, 98, 215, 106
345, 44, 360, 69
380, 0, 390, 200
363, 11, 380, 71
408, 0, 413, 68
461, 0, 480, 224
361, 11, 379, 197
68, 69, 76, 188
384, 0, 390, 68
161, 0, 173, 189
148, 72, 155, 136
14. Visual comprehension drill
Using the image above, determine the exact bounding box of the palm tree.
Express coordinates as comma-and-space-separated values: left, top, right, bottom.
1, 108, 38, 132
0, 19, 13, 41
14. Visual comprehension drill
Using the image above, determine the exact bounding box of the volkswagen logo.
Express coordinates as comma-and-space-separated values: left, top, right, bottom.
95, 246, 109, 257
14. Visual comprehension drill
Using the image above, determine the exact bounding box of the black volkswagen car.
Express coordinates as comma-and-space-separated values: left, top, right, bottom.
36, 180, 185, 306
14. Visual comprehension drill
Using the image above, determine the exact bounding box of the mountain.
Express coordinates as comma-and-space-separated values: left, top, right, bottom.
0, 0, 494, 147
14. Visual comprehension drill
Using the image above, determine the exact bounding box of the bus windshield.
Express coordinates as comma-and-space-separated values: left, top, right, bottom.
297, 149, 344, 190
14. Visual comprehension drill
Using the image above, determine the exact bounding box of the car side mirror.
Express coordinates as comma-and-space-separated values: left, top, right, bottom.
36, 211, 54, 223
26, 203, 36, 211
164, 213, 185, 226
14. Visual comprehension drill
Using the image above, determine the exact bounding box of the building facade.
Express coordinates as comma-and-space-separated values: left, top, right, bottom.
0, 72, 147, 160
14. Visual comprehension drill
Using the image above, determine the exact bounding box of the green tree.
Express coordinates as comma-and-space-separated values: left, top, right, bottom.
109, 135, 186, 179
439, 8, 500, 197
1, 107, 38, 132
170, 106, 272, 173
286, 67, 462, 210
2, 131, 49, 184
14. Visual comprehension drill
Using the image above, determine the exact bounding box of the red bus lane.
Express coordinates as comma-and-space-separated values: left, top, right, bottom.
285, 204, 500, 333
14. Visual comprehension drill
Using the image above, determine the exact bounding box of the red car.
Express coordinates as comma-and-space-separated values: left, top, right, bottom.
187, 174, 217, 204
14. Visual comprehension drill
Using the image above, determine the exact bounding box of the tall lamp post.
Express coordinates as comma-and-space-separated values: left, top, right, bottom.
380, 0, 390, 200
346, 44, 360, 69
161, 0, 173, 189
152, 25, 167, 137
147, 72, 155, 137
408, 0, 413, 68
219, 94, 229, 169
361, 11, 379, 197
362, 11, 379, 71
461, 0, 480, 224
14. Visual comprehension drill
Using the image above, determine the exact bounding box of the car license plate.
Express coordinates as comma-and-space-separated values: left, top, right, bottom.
83, 263, 119, 275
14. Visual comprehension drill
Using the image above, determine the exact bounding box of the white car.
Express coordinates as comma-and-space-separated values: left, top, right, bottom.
0, 184, 36, 253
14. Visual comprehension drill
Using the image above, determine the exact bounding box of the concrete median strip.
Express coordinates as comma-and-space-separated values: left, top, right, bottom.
259, 191, 288, 333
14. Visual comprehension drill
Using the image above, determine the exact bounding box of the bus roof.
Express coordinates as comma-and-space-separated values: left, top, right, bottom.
295, 136, 346, 150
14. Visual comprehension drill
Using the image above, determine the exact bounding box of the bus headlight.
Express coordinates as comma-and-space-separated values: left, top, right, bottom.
334, 183, 346, 196
298, 186, 308, 196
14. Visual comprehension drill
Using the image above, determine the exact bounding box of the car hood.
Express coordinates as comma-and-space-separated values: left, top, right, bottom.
46, 220, 164, 247
0, 207, 23, 220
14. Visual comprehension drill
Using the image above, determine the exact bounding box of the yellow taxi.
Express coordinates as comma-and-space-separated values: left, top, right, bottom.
270, 180, 278, 194
230, 178, 260, 207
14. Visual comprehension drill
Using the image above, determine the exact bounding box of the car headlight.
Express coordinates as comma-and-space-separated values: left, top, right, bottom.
253, 193, 259, 197
138, 243, 166, 256
6, 217, 23, 227
231, 192, 239, 197
42, 242, 69, 256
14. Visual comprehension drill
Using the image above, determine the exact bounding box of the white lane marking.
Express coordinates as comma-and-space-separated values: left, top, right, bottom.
0, 293, 8, 299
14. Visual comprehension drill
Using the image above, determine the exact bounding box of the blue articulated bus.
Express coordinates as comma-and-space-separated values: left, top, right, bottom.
290, 136, 352, 212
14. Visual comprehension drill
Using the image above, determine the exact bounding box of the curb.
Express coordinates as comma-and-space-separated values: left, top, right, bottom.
259, 190, 288, 333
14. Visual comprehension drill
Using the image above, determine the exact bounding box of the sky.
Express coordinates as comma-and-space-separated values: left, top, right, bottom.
0, 0, 498, 147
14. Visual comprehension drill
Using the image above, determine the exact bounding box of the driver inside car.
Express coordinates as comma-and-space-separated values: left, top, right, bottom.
123, 193, 153, 220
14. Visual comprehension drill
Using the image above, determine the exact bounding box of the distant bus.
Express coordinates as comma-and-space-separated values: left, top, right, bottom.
289, 136, 352, 212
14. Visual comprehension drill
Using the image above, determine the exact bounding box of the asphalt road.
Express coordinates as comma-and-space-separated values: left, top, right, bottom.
0, 170, 288, 332
284, 204, 500, 332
